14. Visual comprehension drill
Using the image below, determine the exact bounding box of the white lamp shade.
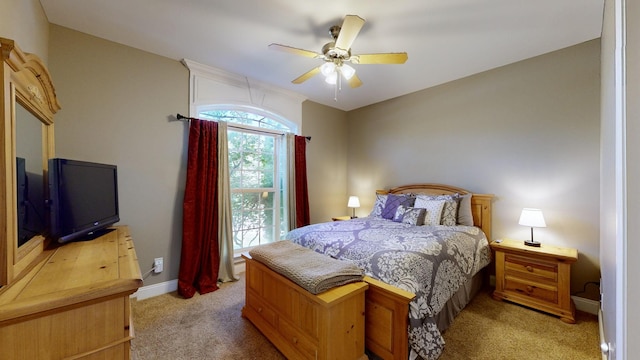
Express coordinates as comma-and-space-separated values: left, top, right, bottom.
340, 64, 356, 80
347, 196, 361, 208
324, 71, 338, 84
518, 208, 546, 228
320, 62, 336, 77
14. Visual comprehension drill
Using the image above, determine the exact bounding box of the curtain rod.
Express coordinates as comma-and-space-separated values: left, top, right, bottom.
176, 113, 310, 141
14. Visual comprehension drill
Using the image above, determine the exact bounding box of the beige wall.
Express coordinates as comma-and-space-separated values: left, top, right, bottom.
347, 40, 601, 298
0, 0, 49, 62
302, 101, 348, 223
48, 25, 190, 285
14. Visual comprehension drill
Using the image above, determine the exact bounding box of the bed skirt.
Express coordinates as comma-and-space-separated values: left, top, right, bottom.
435, 269, 485, 332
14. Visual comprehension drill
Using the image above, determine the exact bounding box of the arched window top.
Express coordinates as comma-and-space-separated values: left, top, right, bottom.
197, 104, 297, 134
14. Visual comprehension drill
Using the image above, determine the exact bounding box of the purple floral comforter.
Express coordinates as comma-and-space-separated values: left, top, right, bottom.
284, 216, 491, 360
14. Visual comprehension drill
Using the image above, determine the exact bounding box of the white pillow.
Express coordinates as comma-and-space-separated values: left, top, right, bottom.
413, 199, 446, 226
415, 194, 459, 225
369, 194, 387, 218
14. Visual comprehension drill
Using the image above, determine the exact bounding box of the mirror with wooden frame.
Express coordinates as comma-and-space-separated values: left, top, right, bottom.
1, 38, 60, 286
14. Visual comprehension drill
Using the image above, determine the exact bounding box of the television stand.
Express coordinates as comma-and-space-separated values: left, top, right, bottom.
0, 226, 142, 359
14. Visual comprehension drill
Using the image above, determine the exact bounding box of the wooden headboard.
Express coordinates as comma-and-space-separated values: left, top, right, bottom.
377, 183, 494, 240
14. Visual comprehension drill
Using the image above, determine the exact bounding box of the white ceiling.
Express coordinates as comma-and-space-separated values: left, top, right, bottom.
40, 0, 604, 111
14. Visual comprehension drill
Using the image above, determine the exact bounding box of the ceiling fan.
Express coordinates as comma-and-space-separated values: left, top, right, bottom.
269, 15, 408, 89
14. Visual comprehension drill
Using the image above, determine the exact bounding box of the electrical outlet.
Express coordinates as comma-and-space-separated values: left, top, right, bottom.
154, 257, 163, 273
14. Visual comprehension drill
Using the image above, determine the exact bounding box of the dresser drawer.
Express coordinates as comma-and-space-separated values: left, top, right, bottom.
278, 317, 318, 360
505, 253, 558, 282
504, 275, 558, 303
246, 291, 277, 328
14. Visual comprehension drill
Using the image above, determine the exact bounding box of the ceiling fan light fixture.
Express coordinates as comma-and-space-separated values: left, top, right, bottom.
340, 63, 355, 80
269, 14, 407, 92
325, 72, 338, 84
320, 62, 336, 77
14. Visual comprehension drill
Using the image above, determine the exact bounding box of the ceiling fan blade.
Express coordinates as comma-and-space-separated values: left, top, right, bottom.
268, 43, 321, 58
292, 66, 321, 84
352, 53, 408, 64
348, 74, 363, 88
334, 15, 365, 52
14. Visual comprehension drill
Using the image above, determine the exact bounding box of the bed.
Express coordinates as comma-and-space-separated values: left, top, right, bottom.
284, 184, 493, 360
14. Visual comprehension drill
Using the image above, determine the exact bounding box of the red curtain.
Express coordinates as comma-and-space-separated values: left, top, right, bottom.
178, 119, 220, 298
294, 135, 310, 227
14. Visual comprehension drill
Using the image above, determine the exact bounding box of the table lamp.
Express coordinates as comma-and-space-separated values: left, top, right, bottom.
348, 196, 360, 219
519, 208, 546, 247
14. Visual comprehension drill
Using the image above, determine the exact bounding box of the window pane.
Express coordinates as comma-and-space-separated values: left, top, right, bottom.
230, 190, 278, 250
242, 229, 260, 248
200, 110, 291, 132
199, 109, 288, 253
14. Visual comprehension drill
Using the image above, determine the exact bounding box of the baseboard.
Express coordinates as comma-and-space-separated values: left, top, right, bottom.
132, 262, 246, 301
235, 260, 246, 274
572, 295, 600, 315
132, 279, 178, 300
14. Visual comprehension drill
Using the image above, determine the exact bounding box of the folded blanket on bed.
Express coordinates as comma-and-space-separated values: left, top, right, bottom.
248, 240, 364, 295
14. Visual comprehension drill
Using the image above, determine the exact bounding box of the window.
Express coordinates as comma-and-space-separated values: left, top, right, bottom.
198, 108, 293, 254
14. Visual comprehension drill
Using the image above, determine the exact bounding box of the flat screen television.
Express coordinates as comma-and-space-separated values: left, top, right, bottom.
48, 158, 120, 243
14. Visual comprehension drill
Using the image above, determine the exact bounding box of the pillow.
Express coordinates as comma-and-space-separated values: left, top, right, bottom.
393, 205, 427, 226
392, 205, 407, 222
415, 194, 458, 226
413, 199, 446, 226
439, 196, 459, 226
381, 194, 415, 220
457, 193, 474, 226
369, 194, 387, 218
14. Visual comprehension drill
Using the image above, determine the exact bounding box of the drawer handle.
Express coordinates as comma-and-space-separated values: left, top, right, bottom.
526, 286, 534, 293
257, 307, 263, 313
526, 266, 534, 272
292, 337, 298, 344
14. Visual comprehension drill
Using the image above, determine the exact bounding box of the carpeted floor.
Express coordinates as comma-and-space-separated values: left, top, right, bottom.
439, 290, 599, 359
131, 273, 599, 360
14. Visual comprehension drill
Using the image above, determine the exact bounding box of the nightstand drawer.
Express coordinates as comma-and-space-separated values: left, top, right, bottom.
505, 253, 558, 282
504, 276, 558, 303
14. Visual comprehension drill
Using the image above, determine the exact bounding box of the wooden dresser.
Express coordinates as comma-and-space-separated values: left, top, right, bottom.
0, 226, 142, 359
242, 253, 369, 360
491, 238, 578, 323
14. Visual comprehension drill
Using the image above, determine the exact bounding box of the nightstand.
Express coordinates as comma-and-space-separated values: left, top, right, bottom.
331, 216, 351, 221
491, 238, 578, 323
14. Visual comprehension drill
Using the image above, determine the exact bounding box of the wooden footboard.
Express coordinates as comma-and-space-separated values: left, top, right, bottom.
363, 276, 416, 360
242, 254, 369, 360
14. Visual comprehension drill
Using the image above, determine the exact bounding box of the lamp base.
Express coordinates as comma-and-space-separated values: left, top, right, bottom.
524, 240, 541, 247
